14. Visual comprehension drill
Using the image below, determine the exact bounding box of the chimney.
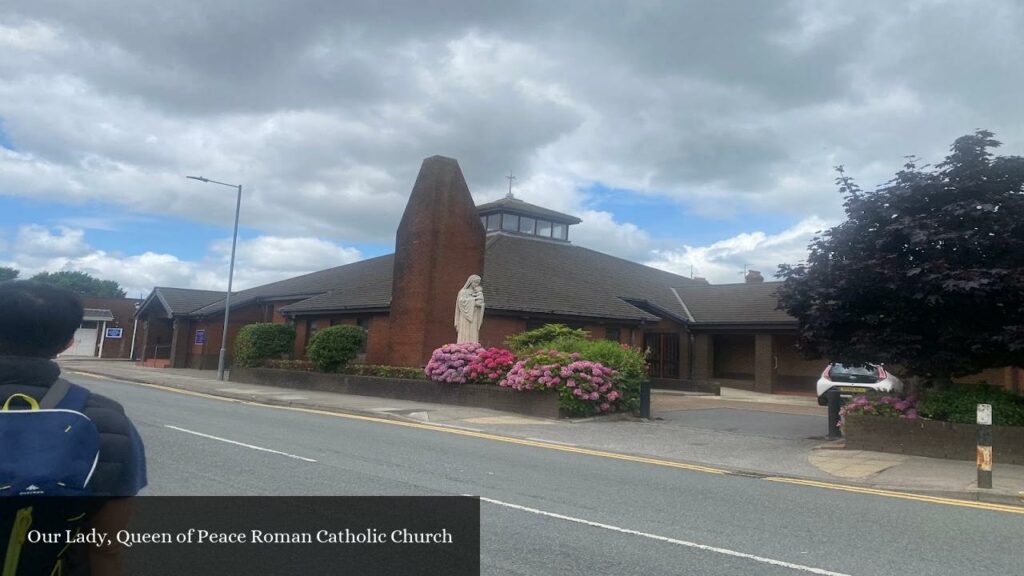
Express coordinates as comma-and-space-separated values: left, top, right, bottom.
693, 276, 708, 284
744, 270, 764, 284
385, 156, 486, 367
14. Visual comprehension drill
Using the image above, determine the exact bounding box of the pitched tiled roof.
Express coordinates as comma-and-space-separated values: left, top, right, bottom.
276, 257, 395, 313
149, 236, 792, 326
195, 255, 395, 317
673, 282, 795, 325
481, 235, 702, 321
144, 287, 226, 317
476, 196, 582, 224
282, 235, 705, 321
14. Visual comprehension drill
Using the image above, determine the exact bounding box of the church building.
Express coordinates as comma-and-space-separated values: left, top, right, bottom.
131, 156, 872, 395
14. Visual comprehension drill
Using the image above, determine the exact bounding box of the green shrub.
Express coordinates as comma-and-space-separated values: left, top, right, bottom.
917, 385, 1024, 427
233, 323, 295, 368
544, 337, 647, 413
306, 325, 366, 372
505, 324, 588, 354
341, 364, 428, 380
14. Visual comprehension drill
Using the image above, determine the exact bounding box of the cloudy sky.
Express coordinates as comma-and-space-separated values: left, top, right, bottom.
1, 0, 1022, 295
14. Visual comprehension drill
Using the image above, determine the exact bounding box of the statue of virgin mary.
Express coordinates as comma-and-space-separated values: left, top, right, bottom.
454, 274, 485, 343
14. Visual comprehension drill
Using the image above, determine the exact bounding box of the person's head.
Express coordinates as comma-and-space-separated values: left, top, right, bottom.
0, 281, 83, 358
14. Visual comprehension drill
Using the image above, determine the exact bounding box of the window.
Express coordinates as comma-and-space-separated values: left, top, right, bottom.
552, 223, 566, 240
486, 214, 500, 231
519, 216, 536, 234
356, 318, 371, 352
605, 326, 621, 342
480, 216, 486, 227
537, 220, 552, 237
502, 213, 519, 231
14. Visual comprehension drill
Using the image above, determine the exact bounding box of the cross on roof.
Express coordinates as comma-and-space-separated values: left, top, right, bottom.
505, 170, 516, 199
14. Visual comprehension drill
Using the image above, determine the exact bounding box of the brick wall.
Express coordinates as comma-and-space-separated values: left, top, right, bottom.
386, 156, 487, 367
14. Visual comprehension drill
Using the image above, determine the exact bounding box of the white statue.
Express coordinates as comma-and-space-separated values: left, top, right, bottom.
455, 274, 485, 343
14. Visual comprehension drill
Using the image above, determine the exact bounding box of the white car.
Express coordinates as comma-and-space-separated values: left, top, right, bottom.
816, 363, 903, 406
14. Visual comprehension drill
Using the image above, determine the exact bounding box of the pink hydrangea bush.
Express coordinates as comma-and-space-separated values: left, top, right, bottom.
500, 349, 620, 416
466, 347, 515, 385
424, 342, 484, 384
839, 395, 918, 428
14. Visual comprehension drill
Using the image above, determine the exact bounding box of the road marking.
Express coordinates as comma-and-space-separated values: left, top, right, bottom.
765, 477, 1024, 515
164, 425, 318, 463
71, 371, 1024, 514
474, 495, 851, 576
525, 437, 577, 447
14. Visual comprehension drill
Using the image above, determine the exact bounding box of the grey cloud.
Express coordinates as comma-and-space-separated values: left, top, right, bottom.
1, 0, 1022, 256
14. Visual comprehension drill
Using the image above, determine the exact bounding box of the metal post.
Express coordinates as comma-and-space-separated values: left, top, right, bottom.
977, 403, 993, 489
826, 389, 843, 439
217, 183, 243, 382
639, 380, 651, 419
129, 315, 139, 360
98, 320, 107, 358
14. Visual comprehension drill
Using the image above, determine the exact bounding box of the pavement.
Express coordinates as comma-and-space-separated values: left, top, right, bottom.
59, 359, 1024, 507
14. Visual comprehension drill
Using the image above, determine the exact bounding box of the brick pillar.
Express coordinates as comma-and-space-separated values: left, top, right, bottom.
387, 156, 486, 367
692, 333, 714, 381
679, 331, 693, 380
754, 334, 775, 394
169, 318, 191, 368
293, 319, 309, 359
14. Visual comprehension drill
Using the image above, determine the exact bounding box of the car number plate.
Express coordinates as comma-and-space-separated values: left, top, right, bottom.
838, 386, 870, 394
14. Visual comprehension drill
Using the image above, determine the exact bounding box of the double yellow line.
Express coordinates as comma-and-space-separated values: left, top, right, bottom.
72, 370, 1024, 515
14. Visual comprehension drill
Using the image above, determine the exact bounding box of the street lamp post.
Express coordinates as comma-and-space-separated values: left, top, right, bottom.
187, 175, 242, 381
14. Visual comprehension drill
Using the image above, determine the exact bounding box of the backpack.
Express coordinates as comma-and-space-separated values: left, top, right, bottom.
1, 379, 100, 576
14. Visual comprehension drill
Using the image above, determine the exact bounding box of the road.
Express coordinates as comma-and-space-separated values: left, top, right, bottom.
69, 373, 1022, 576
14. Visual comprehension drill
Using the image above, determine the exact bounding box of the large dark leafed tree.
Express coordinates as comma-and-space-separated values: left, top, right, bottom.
31, 270, 127, 298
0, 267, 19, 281
777, 131, 1024, 386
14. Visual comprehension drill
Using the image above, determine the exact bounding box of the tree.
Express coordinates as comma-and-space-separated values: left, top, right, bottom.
31, 270, 127, 298
0, 267, 18, 281
777, 130, 1024, 385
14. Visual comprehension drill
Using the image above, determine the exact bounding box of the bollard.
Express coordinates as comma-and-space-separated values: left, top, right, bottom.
639, 380, 651, 419
826, 389, 843, 439
977, 403, 993, 489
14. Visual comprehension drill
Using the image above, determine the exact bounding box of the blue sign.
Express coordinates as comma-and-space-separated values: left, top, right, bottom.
105, 327, 123, 339
195, 330, 207, 345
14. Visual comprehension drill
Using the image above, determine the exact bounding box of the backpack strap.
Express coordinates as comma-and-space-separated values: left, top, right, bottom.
39, 378, 89, 411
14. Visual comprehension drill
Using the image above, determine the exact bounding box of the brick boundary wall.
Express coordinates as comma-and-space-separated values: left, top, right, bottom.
230, 367, 561, 419
844, 414, 1024, 465
649, 378, 721, 395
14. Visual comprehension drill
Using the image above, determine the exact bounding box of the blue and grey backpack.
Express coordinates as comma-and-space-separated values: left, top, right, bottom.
1, 379, 100, 576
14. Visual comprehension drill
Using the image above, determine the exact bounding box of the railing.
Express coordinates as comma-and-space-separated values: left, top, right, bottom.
144, 345, 172, 360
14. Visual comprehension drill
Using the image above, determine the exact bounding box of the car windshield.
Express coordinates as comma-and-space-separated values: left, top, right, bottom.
831, 364, 877, 376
